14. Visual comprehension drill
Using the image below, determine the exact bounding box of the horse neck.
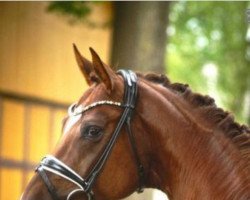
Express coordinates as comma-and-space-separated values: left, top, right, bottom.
138, 80, 250, 200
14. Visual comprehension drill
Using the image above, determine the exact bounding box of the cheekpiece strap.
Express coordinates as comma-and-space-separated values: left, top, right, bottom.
118, 70, 145, 193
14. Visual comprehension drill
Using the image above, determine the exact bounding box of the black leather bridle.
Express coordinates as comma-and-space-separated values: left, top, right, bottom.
36, 70, 145, 200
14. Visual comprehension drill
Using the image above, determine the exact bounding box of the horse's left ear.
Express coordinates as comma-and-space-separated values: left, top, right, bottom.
89, 47, 114, 92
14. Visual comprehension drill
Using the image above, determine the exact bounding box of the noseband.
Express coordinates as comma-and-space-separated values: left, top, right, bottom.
36, 70, 145, 200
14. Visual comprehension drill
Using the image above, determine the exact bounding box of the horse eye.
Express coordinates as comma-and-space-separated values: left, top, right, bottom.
81, 125, 103, 139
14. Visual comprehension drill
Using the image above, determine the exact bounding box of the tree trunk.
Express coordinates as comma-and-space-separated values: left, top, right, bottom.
111, 3, 171, 200
246, 3, 250, 126
248, 102, 250, 126
111, 2, 170, 74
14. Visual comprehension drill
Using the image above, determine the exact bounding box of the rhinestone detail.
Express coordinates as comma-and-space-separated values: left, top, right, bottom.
68, 101, 123, 116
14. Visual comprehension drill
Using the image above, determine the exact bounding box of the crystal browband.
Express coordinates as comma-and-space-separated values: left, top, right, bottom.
68, 100, 123, 116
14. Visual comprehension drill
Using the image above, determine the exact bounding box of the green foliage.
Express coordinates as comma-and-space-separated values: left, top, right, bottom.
47, 2, 92, 20
47, 2, 109, 28
167, 1, 250, 123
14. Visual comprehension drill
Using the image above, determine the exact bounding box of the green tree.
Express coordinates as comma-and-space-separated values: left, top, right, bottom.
167, 1, 250, 124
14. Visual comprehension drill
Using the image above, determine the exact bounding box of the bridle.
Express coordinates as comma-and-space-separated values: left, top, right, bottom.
36, 70, 145, 200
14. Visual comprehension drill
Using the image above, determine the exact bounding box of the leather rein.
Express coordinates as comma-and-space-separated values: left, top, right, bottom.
36, 70, 145, 200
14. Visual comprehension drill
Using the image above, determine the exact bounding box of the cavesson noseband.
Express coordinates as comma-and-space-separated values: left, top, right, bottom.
36, 70, 145, 200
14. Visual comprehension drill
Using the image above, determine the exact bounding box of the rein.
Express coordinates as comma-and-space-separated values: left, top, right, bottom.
36, 70, 145, 200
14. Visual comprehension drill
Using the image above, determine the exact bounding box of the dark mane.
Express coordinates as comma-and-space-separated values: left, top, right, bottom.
139, 72, 250, 162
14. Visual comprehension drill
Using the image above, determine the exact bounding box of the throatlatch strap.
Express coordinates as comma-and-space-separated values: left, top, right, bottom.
126, 120, 145, 193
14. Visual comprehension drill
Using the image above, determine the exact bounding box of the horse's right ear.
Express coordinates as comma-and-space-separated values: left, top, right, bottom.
73, 44, 99, 85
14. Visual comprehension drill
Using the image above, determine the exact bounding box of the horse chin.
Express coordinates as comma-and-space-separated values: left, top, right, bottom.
21, 189, 53, 200
21, 175, 53, 200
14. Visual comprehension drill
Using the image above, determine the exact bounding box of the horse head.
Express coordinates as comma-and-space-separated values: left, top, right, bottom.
21, 46, 151, 200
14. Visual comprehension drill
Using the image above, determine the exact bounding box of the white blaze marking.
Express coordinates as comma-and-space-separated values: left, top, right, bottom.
64, 114, 81, 134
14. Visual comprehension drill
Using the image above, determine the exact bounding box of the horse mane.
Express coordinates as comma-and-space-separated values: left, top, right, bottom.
138, 72, 250, 163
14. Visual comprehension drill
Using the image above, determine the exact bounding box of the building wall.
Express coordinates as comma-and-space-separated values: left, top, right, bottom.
0, 2, 112, 104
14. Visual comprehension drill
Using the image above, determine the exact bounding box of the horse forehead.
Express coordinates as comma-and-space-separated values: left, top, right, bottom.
79, 84, 109, 104
63, 87, 107, 135
63, 82, 121, 135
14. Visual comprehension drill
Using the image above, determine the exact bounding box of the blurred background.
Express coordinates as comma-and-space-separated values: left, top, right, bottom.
0, 2, 249, 200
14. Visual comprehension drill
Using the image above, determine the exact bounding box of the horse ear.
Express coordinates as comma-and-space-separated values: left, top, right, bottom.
73, 44, 99, 85
89, 47, 114, 92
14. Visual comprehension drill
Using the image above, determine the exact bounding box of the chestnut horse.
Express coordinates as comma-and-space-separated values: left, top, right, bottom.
21, 46, 250, 200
